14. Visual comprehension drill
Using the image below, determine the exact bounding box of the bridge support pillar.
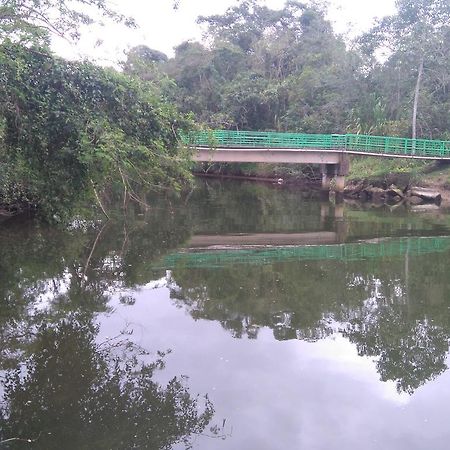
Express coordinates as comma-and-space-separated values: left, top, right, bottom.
321, 155, 349, 195
321, 164, 334, 192
334, 203, 344, 219
336, 217, 348, 243
334, 154, 350, 196
334, 202, 347, 243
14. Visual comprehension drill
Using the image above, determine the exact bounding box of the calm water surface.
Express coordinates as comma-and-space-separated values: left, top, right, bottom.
2, 179, 450, 449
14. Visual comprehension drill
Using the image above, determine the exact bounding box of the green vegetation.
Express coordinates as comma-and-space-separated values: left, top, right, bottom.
0, 44, 193, 221
124, 0, 450, 184
348, 157, 430, 183
0, 1, 193, 221
131, 0, 449, 140
1, 0, 450, 219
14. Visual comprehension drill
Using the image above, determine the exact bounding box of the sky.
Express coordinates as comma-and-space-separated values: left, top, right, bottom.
52, 0, 397, 65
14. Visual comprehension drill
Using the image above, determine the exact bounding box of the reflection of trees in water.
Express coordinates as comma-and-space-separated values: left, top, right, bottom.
169, 254, 450, 394
360, 308, 445, 396
4, 178, 450, 402
0, 206, 191, 367
0, 317, 214, 449
344, 300, 449, 394
0, 206, 216, 449
188, 180, 325, 234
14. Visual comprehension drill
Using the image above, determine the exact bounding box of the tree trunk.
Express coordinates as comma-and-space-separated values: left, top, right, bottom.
412, 58, 424, 140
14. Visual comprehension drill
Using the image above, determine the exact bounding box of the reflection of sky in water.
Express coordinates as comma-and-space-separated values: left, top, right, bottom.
93, 280, 450, 450
33, 270, 72, 312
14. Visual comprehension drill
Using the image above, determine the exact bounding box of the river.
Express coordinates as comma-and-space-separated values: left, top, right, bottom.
1, 179, 450, 449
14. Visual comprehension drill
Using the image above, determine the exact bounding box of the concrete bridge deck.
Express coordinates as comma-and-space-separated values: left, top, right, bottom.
192, 146, 350, 192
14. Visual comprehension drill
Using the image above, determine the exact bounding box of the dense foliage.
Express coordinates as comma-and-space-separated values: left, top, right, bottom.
0, 0, 195, 221
124, 0, 450, 141
0, 43, 193, 220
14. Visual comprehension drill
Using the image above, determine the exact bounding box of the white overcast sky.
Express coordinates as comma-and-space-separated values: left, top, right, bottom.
53, 0, 397, 65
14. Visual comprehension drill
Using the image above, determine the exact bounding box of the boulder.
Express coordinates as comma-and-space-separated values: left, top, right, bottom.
409, 187, 441, 203
386, 184, 405, 199
408, 195, 424, 205
365, 186, 386, 203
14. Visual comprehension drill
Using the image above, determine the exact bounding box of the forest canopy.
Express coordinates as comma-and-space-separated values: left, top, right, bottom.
124, 0, 450, 140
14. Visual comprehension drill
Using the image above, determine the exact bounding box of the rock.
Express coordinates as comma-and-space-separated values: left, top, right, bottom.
388, 195, 403, 204
386, 185, 405, 199
384, 173, 411, 191
365, 185, 383, 194
344, 181, 366, 199
344, 181, 364, 194
408, 195, 424, 205
359, 190, 369, 202
409, 187, 441, 203
345, 190, 360, 199
365, 186, 386, 203
410, 204, 441, 212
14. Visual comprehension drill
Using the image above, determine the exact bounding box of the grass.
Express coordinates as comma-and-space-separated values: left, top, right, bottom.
348, 156, 433, 187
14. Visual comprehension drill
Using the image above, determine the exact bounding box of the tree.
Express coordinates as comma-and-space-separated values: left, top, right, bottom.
123, 45, 168, 79
165, 1, 360, 132
166, 41, 223, 122
359, 0, 450, 139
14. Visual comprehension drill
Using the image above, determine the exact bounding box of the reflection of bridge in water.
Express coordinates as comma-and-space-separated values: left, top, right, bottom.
160, 235, 450, 269
189, 232, 340, 248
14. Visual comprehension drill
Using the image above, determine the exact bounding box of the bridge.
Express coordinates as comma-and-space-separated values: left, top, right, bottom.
184, 131, 450, 193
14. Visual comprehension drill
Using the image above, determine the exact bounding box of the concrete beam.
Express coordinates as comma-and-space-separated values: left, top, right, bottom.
193, 147, 342, 164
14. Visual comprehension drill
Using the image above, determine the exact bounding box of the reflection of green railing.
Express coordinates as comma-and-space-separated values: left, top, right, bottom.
183, 130, 450, 158
160, 236, 450, 269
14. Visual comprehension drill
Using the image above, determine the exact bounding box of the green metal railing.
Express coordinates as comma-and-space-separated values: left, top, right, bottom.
159, 236, 450, 270
183, 130, 450, 159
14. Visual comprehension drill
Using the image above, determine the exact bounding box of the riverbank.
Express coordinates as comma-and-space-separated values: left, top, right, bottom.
347, 157, 450, 206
